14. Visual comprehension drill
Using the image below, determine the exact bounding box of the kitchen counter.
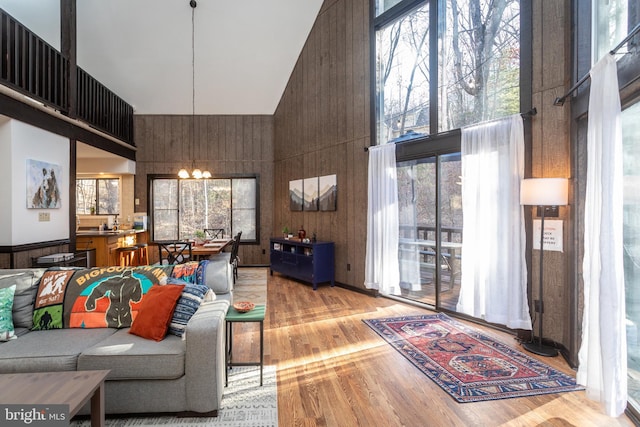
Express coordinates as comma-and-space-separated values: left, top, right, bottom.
76, 230, 148, 266
76, 229, 146, 237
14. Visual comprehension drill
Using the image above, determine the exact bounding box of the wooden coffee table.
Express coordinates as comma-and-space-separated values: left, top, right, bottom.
0, 370, 109, 427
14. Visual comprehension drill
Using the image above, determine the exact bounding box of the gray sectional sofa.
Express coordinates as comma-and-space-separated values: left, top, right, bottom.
0, 254, 233, 416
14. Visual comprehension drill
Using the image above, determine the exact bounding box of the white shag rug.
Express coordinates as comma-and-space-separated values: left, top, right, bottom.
71, 366, 277, 427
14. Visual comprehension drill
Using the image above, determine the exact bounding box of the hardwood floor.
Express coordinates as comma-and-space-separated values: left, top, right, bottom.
231, 268, 635, 426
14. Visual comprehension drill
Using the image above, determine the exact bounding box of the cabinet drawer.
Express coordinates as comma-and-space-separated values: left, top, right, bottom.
281, 252, 298, 266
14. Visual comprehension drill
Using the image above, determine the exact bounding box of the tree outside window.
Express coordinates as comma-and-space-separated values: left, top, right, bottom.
375, 0, 521, 143
76, 178, 119, 215
151, 176, 257, 243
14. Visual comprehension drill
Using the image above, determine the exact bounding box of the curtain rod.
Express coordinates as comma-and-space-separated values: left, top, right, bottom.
364, 108, 537, 152
554, 21, 640, 106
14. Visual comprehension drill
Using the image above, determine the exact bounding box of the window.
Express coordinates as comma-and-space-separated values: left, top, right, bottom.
396, 154, 463, 309
150, 176, 258, 243
439, 0, 521, 131
374, 0, 522, 144
375, 0, 405, 16
574, 0, 640, 414
76, 178, 119, 215
374, 0, 528, 318
623, 100, 640, 413
375, 2, 430, 144
592, 0, 629, 63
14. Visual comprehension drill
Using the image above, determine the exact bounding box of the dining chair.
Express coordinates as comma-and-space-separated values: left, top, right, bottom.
156, 241, 193, 265
229, 231, 242, 282
204, 228, 225, 239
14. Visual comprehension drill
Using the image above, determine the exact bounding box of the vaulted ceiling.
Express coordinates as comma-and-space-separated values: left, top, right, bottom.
0, 0, 323, 115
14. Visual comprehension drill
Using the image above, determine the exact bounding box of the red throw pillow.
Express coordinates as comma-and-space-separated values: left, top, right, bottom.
129, 284, 185, 341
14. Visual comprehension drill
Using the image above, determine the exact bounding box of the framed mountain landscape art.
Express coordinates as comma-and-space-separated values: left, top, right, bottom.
303, 177, 319, 211
289, 179, 303, 211
319, 174, 337, 211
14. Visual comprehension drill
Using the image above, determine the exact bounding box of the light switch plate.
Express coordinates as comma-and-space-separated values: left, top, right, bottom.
38, 212, 50, 222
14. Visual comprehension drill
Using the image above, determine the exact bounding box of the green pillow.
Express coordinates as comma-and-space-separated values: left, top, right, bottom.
0, 285, 16, 341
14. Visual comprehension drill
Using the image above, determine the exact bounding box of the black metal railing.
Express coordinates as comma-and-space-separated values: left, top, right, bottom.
0, 8, 134, 144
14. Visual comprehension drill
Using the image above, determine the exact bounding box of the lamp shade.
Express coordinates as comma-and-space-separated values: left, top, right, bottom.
520, 178, 568, 206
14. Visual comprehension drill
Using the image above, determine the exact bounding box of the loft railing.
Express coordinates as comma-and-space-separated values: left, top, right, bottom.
0, 10, 68, 113
0, 9, 134, 145
76, 66, 134, 144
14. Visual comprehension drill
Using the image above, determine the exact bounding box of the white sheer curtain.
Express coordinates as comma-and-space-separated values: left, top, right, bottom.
365, 144, 400, 294
456, 114, 532, 330
577, 53, 627, 417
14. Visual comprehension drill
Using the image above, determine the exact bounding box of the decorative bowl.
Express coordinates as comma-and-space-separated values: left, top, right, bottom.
233, 301, 255, 313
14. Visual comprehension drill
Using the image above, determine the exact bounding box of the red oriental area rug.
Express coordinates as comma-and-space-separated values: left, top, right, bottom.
363, 313, 583, 403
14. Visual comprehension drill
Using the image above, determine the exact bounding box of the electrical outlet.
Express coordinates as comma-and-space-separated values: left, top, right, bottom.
347, 263, 351, 271
135, 198, 140, 206
262, 249, 266, 255
536, 206, 559, 217
38, 212, 50, 222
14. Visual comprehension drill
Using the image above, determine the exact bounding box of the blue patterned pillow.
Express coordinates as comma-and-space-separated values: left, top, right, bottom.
168, 279, 212, 337
0, 285, 16, 341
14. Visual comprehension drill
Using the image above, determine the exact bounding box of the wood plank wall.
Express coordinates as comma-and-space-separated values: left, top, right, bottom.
273, 0, 371, 290
0, 243, 72, 269
531, 1, 572, 352
133, 115, 274, 266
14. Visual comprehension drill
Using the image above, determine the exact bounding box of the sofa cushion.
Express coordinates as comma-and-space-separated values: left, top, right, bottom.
0, 285, 16, 341
198, 256, 233, 294
171, 261, 200, 283
78, 328, 186, 380
14, 327, 30, 338
31, 270, 75, 330
129, 284, 184, 341
31, 266, 171, 330
0, 270, 43, 329
0, 328, 117, 373
168, 280, 214, 338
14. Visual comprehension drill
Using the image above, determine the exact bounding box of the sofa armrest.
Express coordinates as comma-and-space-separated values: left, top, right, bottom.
184, 299, 229, 413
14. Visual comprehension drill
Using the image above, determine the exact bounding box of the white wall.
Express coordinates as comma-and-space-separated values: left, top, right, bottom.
0, 119, 70, 245
77, 157, 135, 175
0, 0, 60, 50
0, 117, 12, 242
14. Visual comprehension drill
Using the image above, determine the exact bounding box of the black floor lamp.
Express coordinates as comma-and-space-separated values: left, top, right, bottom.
520, 178, 568, 357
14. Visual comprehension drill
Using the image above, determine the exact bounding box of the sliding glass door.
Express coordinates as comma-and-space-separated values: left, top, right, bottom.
623, 101, 640, 408
395, 153, 463, 311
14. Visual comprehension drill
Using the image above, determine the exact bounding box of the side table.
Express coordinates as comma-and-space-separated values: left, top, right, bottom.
225, 304, 266, 386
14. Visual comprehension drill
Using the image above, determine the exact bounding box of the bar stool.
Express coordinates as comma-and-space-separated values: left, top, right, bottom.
136, 243, 149, 266
116, 246, 138, 267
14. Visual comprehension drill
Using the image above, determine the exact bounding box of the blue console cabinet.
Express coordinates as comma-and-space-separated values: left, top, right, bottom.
269, 238, 335, 290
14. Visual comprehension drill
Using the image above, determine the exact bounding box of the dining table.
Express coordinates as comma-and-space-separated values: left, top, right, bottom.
191, 238, 234, 260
